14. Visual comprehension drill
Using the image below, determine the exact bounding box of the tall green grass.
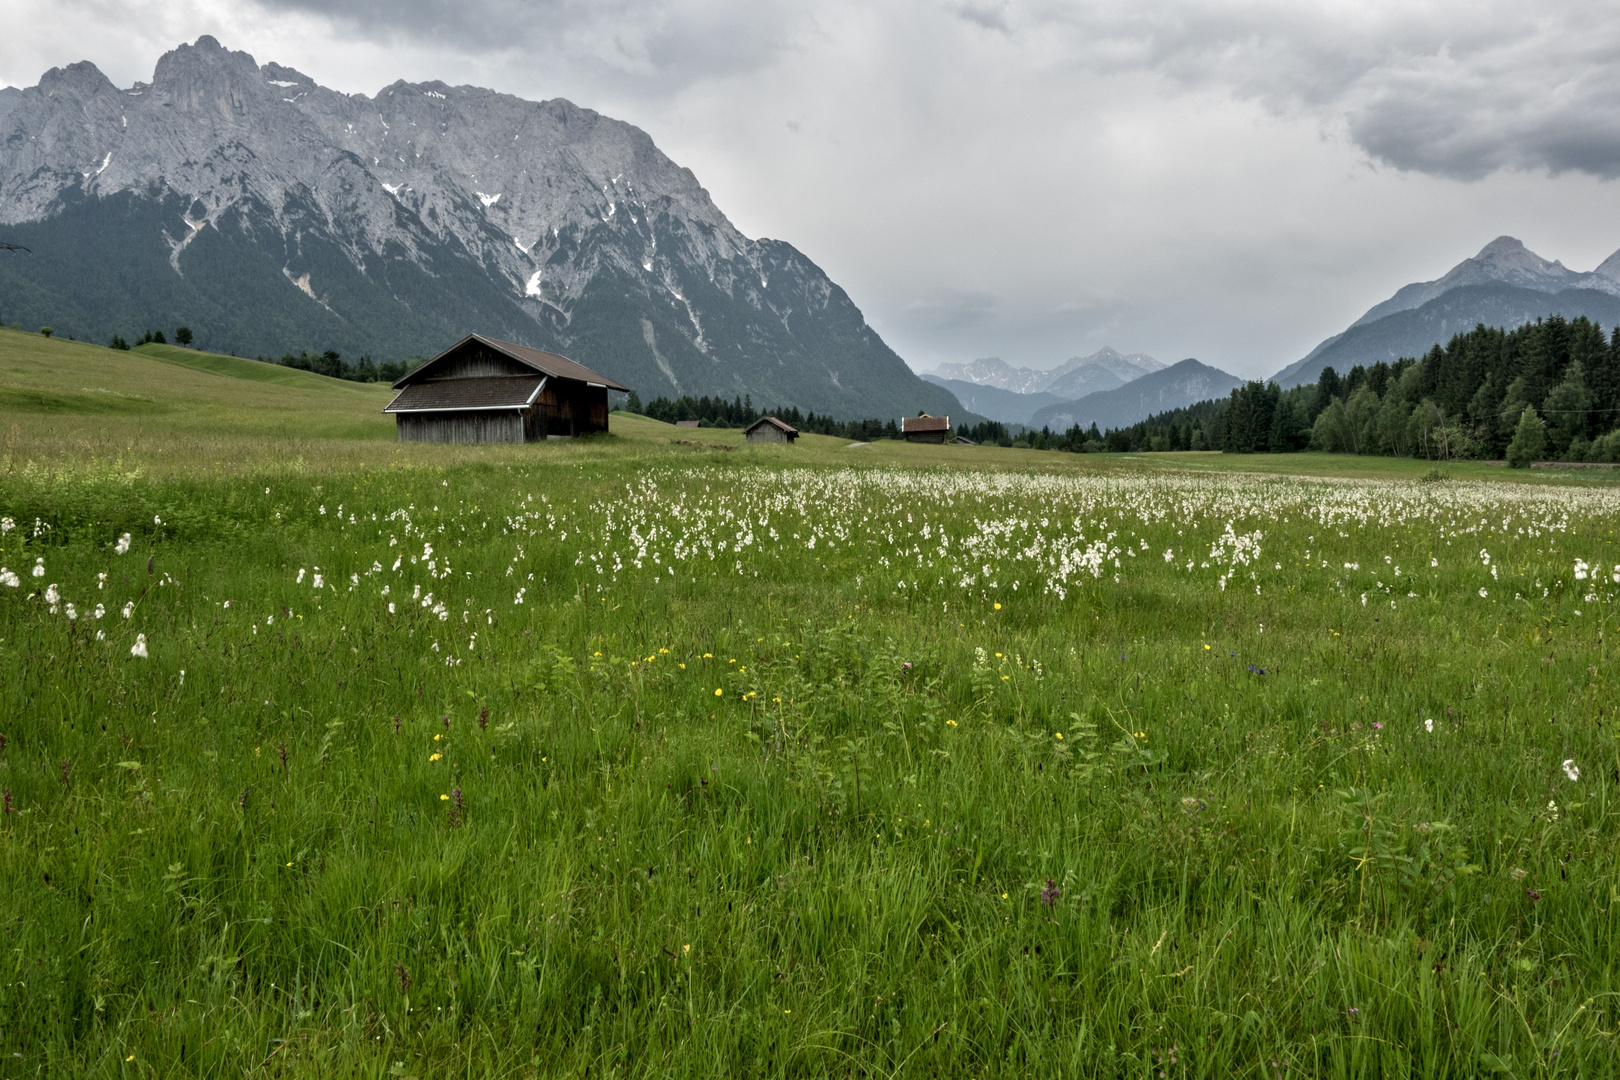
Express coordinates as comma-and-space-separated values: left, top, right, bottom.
1, 451, 1615, 1078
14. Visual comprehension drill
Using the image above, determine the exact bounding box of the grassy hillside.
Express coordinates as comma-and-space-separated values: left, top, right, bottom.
128, 342, 378, 391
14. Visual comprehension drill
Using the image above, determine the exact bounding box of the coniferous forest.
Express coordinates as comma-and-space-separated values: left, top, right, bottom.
1109, 316, 1620, 464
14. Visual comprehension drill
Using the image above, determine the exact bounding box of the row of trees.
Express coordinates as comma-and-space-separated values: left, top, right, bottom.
629, 393, 911, 441
109, 327, 193, 349
259, 350, 414, 384
1115, 316, 1620, 464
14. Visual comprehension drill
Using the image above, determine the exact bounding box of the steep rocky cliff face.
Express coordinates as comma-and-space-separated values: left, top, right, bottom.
0, 37, 959, 418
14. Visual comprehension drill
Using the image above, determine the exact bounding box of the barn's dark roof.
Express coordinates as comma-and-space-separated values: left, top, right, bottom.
901, 414, 950, 432
384, 376, 543, 413
745, 416, 798, 436
395, 334, 631, 392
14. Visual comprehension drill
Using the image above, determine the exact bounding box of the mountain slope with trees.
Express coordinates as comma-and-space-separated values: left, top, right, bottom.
1121, 315, 1620, 463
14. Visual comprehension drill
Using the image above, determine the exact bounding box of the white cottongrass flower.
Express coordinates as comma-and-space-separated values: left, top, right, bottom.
94, 604, 105, 619
1478, 588, 1488, 598
121, 601, 134, 618
0, 568, 17, 588
178, 669, 185, 686
0, 517, 12, 533
1562, 759, 1580, 783
95, 629, 105, 641
44, 583, 60, 606
1424, 718, 1435, 733
153, 515, 162, 526
64, 603, 77, 621
130, 634, 148, 658
114, 533, 131, 555
32, 558, 45, 578
388, 602, 396, 614
312, 573, 324, 590
296, 568, 307, 584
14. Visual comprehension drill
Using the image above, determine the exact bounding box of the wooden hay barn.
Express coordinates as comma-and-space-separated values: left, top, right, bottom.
900, 414, 951, 444
744, 416, 798, 444
384, 334, 631, 444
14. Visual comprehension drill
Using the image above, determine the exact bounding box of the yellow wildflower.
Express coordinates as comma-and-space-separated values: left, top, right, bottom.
429, 752, 443, 762
714, 688, 723, 697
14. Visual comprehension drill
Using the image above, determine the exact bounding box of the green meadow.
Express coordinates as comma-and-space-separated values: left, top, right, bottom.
0, 329, 1617, 1078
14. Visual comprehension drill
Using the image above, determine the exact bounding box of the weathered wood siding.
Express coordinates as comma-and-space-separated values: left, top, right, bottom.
396, 411, 524, 444
746, 425, 790, 444
429, 344, 533, 380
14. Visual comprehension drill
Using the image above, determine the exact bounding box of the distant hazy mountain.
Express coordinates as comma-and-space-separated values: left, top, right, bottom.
0, 37, 960, 420
1274, 237, 1620, 388
918, 375, 1068, 426
1043, 348, 1164, 397
927, 357, 1056, 395
927, 346, 1162, 396
1029, 359, 1242, 432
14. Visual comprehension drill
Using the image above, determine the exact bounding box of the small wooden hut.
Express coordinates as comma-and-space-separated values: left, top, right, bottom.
900, 414, 951, 444
744, 416, 799, 444
384, 334, 630, 444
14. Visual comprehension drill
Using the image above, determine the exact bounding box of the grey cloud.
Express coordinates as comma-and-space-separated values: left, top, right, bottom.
1017, 1, 1620, 181
248, 0, 805, 88
245, 0, 1620, 181
1342, 42, 1620, 179
956, 3, 1011, 33
905, 290, 1000, 331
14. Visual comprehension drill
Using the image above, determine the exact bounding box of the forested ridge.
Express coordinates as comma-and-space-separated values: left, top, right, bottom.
1107, 316, 1620, 463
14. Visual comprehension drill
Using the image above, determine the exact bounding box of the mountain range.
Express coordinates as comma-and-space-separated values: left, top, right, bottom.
926, 347, 1163, 396
1028, 360, 1243, 432
920, 347, 1174, 427
0, 37, 960, 420
1273, 237, 1620, 387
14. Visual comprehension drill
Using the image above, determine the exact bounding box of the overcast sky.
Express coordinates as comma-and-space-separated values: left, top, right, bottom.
7, 0, 1620, 377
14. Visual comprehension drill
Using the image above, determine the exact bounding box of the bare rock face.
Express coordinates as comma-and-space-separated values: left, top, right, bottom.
0, 37, 959, 419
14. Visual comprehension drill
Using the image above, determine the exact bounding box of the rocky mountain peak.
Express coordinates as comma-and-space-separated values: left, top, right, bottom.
37, 60, 116, 97
0, 38, 961, 420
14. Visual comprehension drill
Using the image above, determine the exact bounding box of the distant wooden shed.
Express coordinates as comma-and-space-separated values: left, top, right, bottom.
674, 420, 702, 429
901, 414, 951, 444
744, 416, 799, 444
384, 334, 630, 443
